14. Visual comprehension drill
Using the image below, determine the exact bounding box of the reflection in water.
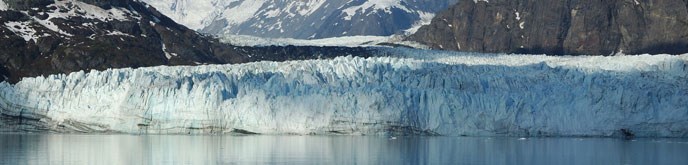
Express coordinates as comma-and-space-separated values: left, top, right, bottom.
0, 134, 687, 164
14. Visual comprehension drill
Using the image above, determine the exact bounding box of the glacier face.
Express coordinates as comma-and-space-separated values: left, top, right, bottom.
1, 50, 688, 137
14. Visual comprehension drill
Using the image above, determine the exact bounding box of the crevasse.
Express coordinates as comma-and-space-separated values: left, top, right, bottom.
1, 52, 687, 137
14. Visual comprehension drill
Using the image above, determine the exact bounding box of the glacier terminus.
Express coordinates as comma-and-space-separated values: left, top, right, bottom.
1, 49, 687, 137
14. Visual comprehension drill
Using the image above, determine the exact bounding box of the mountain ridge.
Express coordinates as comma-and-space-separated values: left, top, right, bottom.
0, 0, 375, 82
409, 0, 688, 55
141, 0, 458, 39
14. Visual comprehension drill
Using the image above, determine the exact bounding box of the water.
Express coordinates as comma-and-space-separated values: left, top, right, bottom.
0, 134, 687, 165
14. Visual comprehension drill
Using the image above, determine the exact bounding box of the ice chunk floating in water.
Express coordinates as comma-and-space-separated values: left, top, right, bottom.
1, 52, 688, 137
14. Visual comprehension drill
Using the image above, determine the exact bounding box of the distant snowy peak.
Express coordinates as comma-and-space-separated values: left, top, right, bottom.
342, 0, 411, 20
144, 0, 324, 30
143, 0, 287, 28
141, 0, 458, 39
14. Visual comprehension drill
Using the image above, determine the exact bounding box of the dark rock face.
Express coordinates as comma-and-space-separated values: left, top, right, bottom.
78, 0, 130, 9
0, 0, 374, 82
4, 0, 53, 10
409, 0, 688, 55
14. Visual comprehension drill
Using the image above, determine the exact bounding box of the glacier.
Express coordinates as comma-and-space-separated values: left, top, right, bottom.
218, 35, 429, 49
1, 50, 688, 137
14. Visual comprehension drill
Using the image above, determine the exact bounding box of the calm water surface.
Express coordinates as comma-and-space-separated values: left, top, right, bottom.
0, 134, 687, 164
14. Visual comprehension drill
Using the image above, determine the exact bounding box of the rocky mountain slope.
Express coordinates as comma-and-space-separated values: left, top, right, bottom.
141, 0, 458, 39
409, 0, 688, 55
0, 0, 374, 82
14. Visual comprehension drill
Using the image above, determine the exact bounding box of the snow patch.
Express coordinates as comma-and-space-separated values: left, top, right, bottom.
161, 42, 178, 59
292, 0, 326, 16
342, 0, 411, 20
105, 31, 134, 37
404, 11, 435, 35
221, 0, 267, 26
47, 0, 136, 22
0, 1, 8, 11
25, 12, 73, 37
4, 21, 47, 42
263, 9, 281, 18
3, 0, 139, 39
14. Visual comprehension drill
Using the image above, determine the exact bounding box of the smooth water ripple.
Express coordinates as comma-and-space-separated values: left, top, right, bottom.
0, 134, 687, 164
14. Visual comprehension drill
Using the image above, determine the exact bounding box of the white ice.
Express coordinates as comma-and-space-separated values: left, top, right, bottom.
219, 34, 429, 49
1, 50, 687, 137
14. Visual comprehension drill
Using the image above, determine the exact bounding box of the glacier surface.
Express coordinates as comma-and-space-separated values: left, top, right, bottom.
218, 35, 429, 49
1, 51, 688, 137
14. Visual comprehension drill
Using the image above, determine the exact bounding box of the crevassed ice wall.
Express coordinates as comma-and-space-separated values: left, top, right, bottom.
1, 52, 687, 137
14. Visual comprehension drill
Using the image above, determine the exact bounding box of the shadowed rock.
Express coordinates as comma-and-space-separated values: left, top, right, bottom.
409, 0, 688, 55
0, 0, 375, 83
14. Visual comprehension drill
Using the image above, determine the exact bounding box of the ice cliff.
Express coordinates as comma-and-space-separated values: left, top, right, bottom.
1, 51, 687, 137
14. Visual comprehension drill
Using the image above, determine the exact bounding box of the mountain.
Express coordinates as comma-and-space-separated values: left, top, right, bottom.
2, 50, 687, 137
408, 0, 688, 55
141, 0, 458, 39
0, 0, 375, 82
